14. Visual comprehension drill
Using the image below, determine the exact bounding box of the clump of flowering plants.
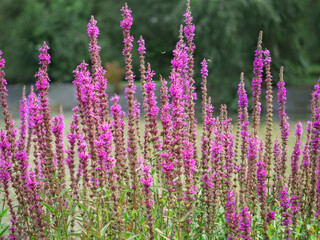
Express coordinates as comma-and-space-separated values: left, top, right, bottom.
0, 1, 320, 239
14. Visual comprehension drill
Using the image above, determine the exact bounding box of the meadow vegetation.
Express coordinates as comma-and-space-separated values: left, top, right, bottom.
0, 1, 320, 239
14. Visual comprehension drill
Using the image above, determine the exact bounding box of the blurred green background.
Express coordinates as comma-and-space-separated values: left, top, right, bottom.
0, 0, 319, 107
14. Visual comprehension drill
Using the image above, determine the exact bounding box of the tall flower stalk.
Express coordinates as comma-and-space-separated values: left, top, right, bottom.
121, 3, 139, 209
278, 66, 290, 179
251, 31, 264, 136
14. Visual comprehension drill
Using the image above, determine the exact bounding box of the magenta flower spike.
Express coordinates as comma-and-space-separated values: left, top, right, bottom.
257, 161, 267, 210
183, 138, 196, 202
183, 0, 195, 54
312, 79, 320, 119
138, 36, 146, 56
263, 48, 274, 186
138, 36, 147, 90
240, 206, 252, 240
183, 1, 198, 162
302, 121, 312, 170
87, 16, 101, 68
169, 40, 189, 201
247, 135, 258, 199
87, 16, 108, 122
110, 95, 127, 185
18, 87, 28, 151
159, 76, 174, 192
52, 113, 66, 189
76, 133, 90, 190
238, 73, 249, 204
251, 31, 264, 135
272, 139, 282, 199
0, 50, 17, 149
121, 3, 139, 208
290, 122, 302, 189
280, 183, 292, 239
277, 66, 290, 177
35, 42, 56, 191
311, 110, 320, 218
96, 122, 114, 188
66, 107, 80, 194
139, 160, 154, 239
201, 59, 208, 79
200, 54, 215, 185
225, 191, 239, 239
0, 131, 17, 238
144, 63, 161, 152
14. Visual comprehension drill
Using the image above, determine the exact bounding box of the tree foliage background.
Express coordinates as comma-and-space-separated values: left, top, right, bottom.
0, 0, 319, 107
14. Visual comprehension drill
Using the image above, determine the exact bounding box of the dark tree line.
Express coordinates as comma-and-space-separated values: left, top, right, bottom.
0, 0, 319, 107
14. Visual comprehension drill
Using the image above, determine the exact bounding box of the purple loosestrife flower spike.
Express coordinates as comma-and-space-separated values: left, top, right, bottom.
138, 36, 147, 91
299, 121, 312, 215
28, 90, 42, 183
18, 87, 28, 151
280, 182, 292, 239
111, 95, 128, 186
238, 73, 249, 205
225, 191, 239, 239
272, 139, 282, 200
257, 157, 270, 238
25, 171, 46, 235
184, 0, 198, 162
26, 87, 36, 156
52, 113, 66, 189
240, 206, 252, 240
73, 62, 99, 192
183, 139, 196, 186
184, 0, 195, 54
247, 135, 258, 208
257, 161, 267, 214
277, 66, 290, 179
0, 131, 17, 238
87, 16, 101, 68
183, 138, 197, 231
139, 160, 154, 239
96, 122, 114, 188
251, 31, 263, 136
266, 211, 275, 223
222, 116, 235, 194
169, 40, 189, 203
0, 50, 16, 152
66, 108, 80, 197
138, 36, 146, 55
310, 110, 320, 217
77, 133, 90, 192
144, 63, 161, 153
263, 49, 273, 193
159, 76, 174, 192
200, 59, 212, 177
87, 16, 109, 123
35, 42, 56, 196
0, 50, 4, 68
312, 79, 320, 120
121, 3, 139, 208
289, 122, 302, 229
290, 122, 302, 190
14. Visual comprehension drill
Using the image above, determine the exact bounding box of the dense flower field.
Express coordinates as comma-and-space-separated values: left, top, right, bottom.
0, 1, 319, 239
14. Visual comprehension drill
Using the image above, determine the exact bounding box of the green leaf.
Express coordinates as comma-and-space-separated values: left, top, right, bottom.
41, 202, 55, 213
0, 225, 9, 236
155, 228, 170, 240
60, 188, 69, 197
126, 234, 139, 239
0, 208, 8, 218
100, 221, 111, 236
179, 212, 191, 223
